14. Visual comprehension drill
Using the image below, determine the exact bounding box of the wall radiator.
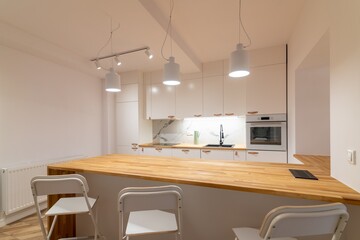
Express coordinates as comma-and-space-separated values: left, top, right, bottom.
1, 162, 47, 215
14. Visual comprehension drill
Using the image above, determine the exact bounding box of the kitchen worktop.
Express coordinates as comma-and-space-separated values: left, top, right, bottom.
139, 143, 247, 150
48, 154, 360, 205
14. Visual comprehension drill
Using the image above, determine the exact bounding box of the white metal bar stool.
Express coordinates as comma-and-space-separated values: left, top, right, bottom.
118, 185, 183, 240
31, 174, 102, 240
233, 202, 349, 240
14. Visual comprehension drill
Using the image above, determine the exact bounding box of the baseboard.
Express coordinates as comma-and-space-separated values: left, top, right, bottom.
0, 201, 46, 226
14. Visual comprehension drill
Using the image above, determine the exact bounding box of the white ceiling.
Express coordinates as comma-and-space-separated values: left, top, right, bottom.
0, 0, 305, 77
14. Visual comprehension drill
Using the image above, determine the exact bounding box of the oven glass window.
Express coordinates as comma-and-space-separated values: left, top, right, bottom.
250, 126, 281, 145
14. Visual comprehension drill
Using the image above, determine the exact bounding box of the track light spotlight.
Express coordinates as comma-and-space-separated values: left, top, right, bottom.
95, 60, 101, 70
115, 56, 122, 66
145, 49, 154, 59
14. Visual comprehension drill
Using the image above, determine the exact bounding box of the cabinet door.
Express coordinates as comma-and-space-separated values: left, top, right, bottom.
176, 78, 203, 118
140, 147, 173, 157
116, 101, 138, 146
224, 76, 246, 116
246, 64, 286, 115
203, 76, 224, 117
233, 150, 246, 161
246, 150, 287, 163
200, 149, 233, 160
151, 83, 176, 119
172, 148, 201, 159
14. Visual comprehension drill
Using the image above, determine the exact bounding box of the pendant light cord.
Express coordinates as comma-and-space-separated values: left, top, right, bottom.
238, 0, 251, 48
161, 0, 174, 62
96, 17, 121, 70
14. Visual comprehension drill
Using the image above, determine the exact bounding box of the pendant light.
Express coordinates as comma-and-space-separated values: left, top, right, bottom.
229, 0, 251, 78
162, 0, 181, 85
105, 67, 121, 92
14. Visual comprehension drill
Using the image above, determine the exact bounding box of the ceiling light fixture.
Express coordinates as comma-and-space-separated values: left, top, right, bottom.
161, 0, 181, 86
145, 49, 154, 59
229, 0, 252, 78
91, 19, 153, 92
95, 60, 102, 70
114, 56, 122, 66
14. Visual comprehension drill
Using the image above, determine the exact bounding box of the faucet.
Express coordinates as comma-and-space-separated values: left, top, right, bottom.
219, 124, 224, 146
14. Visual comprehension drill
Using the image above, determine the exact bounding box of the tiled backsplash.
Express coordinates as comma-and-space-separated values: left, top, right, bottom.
152, 116, 246, 145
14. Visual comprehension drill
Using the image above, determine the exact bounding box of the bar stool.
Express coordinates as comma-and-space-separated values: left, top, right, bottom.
31, 174, 102, 240
118, 185, 183, 240
232, 202, 349, 240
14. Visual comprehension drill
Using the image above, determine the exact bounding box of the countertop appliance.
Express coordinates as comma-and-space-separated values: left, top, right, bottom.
246, 114, 287, 151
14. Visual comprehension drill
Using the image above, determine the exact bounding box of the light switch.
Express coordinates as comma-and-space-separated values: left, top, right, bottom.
347, 150, 356, 165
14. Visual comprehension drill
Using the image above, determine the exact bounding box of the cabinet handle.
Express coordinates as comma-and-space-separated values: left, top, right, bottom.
225, 113, 235, 116
213, 113, 222, 116
131, 143, 138, 147
155, 147, 162, 151
182, 149, 190, 153
131, 147, 138, 150
247, 111, 258, 114
235, 151, 238, 156
194, 114, 202, 117
168, 115, 175, 119
202, 150, 211, 153
248, 151, 259, 155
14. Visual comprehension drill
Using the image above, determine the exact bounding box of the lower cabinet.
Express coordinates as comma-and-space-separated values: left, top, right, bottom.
246, 150, 287, 163
116, 145, 139, 155
200, 149, 234, 161
172, 148, 201, 159
140, 147, 173, 157
233, 150, 246, 161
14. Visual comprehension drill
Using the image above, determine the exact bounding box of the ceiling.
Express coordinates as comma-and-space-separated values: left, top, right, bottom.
0, 0, 305, 77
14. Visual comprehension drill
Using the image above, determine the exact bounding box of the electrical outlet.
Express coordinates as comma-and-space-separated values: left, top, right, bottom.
347, 150, 356, 165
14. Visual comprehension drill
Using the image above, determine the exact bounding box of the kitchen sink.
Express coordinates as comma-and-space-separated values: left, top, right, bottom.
205, 144, 234, 148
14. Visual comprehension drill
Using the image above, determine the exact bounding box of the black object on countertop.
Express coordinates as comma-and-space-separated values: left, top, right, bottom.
289, 169, 318, 180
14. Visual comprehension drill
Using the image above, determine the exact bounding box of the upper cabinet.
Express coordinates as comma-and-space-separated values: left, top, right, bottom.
145, 70, 176, 120
202, 61, 224, 117
176, 72, 203, 118
145, 45, 287, 119
245, 63, 286, 115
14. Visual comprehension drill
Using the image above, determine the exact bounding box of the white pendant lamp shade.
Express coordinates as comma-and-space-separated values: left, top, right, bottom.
105, 68, 121, 92
229, 43, 250, 78
163, 56, 180, 85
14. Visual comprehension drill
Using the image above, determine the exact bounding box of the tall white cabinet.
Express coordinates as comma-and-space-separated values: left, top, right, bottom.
115, 71, 152, 154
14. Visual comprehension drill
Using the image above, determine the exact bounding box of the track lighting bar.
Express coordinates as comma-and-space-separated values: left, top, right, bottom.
90, 46, 151, 62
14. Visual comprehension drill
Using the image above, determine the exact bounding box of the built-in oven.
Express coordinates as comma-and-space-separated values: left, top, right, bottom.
246, 114, 287, 151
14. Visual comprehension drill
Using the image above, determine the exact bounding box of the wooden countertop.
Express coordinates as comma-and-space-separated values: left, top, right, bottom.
47, 154, 360, 205
139, 143, 247, 150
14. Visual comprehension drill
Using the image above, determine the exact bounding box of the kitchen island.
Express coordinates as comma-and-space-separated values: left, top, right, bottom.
47, 154, 360, 240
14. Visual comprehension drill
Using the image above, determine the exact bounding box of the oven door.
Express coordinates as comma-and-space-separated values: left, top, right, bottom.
246, 122, 286, 151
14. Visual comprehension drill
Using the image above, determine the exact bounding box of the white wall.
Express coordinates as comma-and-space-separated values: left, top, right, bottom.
330, 0, 360, 192
287, 0, 330, 163
295, 66, 330, 155
0, 45, 103, 167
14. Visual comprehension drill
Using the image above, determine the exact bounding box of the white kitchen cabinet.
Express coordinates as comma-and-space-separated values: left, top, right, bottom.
115, 71, 152, 155
147, 70, 176, 120
224, 75, 247, 116
203, 75, 224, 117
245, 64, 286, 115
176, 78, 203, 118
233, 150, 246, 161
200, 149, 234, 161
172, 148, 201, 159
140, 147, 173, 157
246, 150, 287, 163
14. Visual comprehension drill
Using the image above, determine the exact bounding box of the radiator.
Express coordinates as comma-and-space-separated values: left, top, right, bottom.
1, 163, 47, 215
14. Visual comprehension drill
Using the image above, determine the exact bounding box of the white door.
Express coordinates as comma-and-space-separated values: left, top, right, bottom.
224, 75, 246, 116
140, 147, 173, 157
151, 83, 176, 119
203, 75, 224, 117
